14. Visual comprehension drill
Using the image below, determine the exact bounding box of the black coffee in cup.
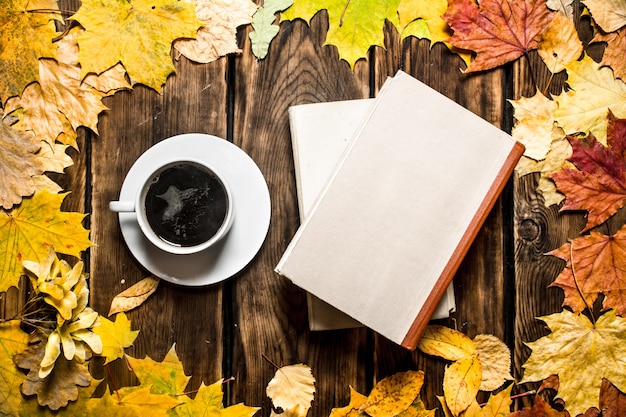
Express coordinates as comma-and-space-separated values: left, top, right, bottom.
143, 161, 229, 247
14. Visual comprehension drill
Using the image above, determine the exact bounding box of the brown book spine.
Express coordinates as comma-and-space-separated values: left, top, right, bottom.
401, 141, 525, 350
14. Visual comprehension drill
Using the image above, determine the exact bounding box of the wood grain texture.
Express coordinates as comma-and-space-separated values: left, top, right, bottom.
227, 14, 370, 416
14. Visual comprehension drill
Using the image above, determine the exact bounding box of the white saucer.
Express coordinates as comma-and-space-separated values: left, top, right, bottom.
115, 133, 271, 286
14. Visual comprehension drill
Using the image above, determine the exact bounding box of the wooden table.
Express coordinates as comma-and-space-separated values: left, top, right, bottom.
2, 1, 610, 414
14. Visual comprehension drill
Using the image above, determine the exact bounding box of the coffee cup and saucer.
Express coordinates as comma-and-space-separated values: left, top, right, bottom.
109, 133, 271, 286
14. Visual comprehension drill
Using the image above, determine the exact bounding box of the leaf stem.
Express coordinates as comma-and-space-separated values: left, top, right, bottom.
105, 363, 121, 403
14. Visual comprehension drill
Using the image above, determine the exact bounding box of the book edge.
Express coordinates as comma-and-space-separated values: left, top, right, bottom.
400, 141, 525, 350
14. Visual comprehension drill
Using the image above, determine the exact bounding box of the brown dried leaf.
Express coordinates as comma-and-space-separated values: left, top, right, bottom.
0, 120, 43, 209
473, 334, 513, 392
14, 332, 93, 410
108, 276, 160, 316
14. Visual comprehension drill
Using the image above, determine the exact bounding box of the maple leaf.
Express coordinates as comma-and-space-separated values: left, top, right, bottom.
266, 363, 315, 416
0, 0, 59, 102
458, 384, 512, 417
552, 112, 626, 232
510, 89, 563, 161
582, 0, 626, 32
93, 312, 139, 365
171, 379, 260, 417
521, 309, 626, 416
0, 119, 43, 209
87, 385, 182, 416
549, 224, 626, 316
249, 0, 294, 60
0, 320, 29, 416
108, 276, 160, 316
126, 343, 190, 395
281, 0, 401, 68
329, 387, 367, 417
554, 55, 626, 143
592, 28, 626, 82
515, 136, 572, 207
174, 0, 257, 63
599, 379, 626, 416
443, 0, 555, 72
0, 190, 93, 293
70, 0, 203, 92
536, 11, 583, 74
360, 370, 424, 417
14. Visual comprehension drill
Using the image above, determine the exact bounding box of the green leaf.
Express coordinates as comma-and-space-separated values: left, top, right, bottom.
249, 0, 294, 59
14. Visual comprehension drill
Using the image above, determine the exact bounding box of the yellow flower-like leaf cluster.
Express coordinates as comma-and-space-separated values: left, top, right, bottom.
22, 247, 102, 378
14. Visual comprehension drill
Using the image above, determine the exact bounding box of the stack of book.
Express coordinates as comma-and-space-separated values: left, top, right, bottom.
276, 71, 524, 350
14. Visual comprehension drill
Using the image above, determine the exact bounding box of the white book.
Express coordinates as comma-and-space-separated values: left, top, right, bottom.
289, 98, 456, 331
277, 71, 524, 349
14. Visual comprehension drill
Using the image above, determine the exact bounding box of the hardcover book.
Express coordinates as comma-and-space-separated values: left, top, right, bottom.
288, 98, 456, 331
276, 71, 524, 349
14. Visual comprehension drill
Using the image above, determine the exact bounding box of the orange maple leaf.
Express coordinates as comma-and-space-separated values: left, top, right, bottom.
443, 0, 555, 72
552, 112, 626, 232
549, 224, 626, 316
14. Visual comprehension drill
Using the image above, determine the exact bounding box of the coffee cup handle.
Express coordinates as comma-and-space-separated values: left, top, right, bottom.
109, 201, 135, 212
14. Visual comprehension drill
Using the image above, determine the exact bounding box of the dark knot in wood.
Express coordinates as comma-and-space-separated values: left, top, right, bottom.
518, 218, 540, 241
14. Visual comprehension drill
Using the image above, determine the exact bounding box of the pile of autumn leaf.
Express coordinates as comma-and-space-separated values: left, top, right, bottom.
2, 0, 626, 415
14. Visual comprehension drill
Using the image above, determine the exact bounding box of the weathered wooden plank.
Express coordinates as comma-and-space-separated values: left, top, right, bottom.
228, 14, 371, 416
90, 57, 228, 391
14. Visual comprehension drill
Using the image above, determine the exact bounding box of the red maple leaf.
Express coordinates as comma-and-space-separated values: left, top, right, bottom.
552, 111, 626, 232
549, 224, 626, 316
443, 0, 555, 72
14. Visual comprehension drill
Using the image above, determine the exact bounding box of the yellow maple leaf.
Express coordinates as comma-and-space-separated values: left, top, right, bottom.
0, 0, 59, 102
460, 384, 512, 417
87, 385, 182, 416
173, 0, 257, 63
521, 310, 626, 416
93, 312, 139, 365
397, 0, 449, 43
515, 137, 573, 207
536, 11, 583, 74
70, 0, 203, 92
554, 54, 626, 143
0, 320, 29, 416
108, 276, 160, 316
360, 370, 425, 417
0, 120, 43, 209
266, 363, 315, 416
172, 379, 260, 417
510, 89, 564, 161
126, 344, 190, 395
281, 0, 401, 68
330, 386, 367, 417
0, 190, 92, 293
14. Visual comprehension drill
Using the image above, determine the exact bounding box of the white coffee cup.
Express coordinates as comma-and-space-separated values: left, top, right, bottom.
110, 159, 234, 255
